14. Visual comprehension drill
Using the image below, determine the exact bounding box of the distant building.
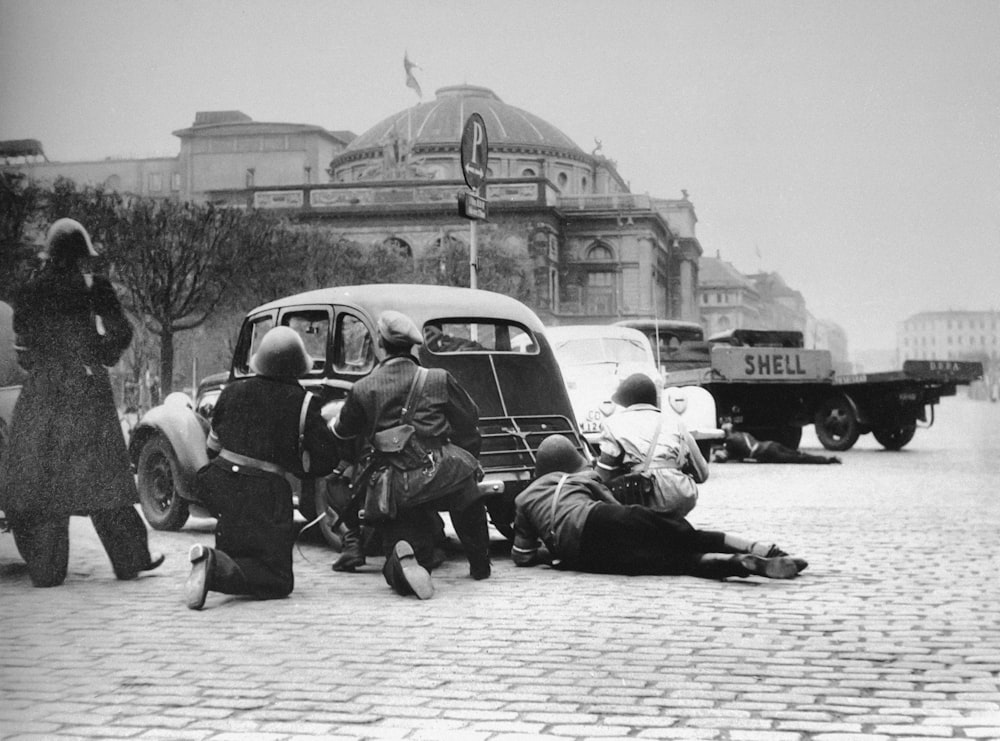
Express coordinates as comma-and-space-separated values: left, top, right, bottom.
697, 254, 849, 369
698, 254, 760, 334
898, 310, 999, 365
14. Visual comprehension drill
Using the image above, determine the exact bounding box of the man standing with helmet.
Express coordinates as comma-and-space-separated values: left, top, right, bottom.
331, 310, 490, 599
0, 218, 163, 587
185, 326, 340, 610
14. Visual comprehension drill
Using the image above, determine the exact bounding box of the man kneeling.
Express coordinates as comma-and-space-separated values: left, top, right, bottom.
512, 435, 808, 579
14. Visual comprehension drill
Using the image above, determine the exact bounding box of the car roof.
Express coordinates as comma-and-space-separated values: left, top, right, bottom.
250, 283, 546, 331
614, 318, 704, 333
545, 324, 652, 344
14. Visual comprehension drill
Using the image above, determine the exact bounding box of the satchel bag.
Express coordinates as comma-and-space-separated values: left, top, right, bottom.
608, 414, 664, 507
361, 368, 431, 522
370, 368, 432, 471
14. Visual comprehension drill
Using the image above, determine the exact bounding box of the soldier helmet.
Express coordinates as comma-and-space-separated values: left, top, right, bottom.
44, 218, 100, 264
250, 326, 311, 379
534, 435, 589, 477
612, 373, 658, 407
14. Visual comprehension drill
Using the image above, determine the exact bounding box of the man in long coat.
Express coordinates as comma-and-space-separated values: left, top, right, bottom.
0, 218, 163, 587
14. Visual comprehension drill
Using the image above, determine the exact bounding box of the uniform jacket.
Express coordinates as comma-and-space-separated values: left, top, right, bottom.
333, 355, 481, 456
512, 469, 617, 564
597, 403, 699, 515
208, 375, 340, 477
0, 268, 136, 514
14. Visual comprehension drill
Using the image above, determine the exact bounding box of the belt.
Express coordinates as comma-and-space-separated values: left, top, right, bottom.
218, 449, 287, 477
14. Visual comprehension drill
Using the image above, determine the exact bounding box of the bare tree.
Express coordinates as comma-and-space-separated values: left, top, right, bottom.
0, 171, 44, 301
104, 198, 285, 392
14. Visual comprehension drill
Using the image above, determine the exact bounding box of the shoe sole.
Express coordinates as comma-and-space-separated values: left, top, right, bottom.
185, 544, 211, 610
394, 541, 434, 599
739, 554, 799, 579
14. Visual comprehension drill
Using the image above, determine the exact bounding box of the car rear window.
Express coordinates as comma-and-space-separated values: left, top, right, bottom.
423, 319, 538, 355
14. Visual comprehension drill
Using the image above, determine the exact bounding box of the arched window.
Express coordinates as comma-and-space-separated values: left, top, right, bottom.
521, 168, 536, 177
557, 172, 568, 189
587, 244, 614, 261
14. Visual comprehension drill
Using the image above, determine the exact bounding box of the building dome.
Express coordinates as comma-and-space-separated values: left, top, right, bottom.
344, 85, 584, 156
327, 85, 597, 185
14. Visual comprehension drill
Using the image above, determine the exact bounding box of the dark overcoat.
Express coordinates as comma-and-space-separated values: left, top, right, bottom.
0, 266, 137, 515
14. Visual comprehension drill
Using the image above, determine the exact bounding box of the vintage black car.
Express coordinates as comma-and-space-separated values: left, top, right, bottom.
129, 284, 589, 547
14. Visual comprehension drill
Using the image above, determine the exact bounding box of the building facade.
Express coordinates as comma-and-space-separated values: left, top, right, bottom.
898, 310, 1000, 364
4, 86, 702, 327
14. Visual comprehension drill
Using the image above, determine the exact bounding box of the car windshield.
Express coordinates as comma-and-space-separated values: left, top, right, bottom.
423, 319, 538, 355
554, 337, 651, 367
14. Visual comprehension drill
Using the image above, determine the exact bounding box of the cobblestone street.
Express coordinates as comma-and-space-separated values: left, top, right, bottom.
3, 396, 1000, 740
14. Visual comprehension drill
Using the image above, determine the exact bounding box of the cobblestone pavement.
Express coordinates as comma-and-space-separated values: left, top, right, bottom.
2, 396, 1000, 740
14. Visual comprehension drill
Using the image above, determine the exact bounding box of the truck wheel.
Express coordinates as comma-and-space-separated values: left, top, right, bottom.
813, 395, 860, 451
487, 497, 516, 540
873, 423, 916, 451
136, 433, 190, 530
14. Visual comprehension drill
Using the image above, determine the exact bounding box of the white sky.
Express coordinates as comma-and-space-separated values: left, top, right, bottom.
2, 0, 998, 354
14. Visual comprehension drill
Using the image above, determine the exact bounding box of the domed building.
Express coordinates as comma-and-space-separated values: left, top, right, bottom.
6, 85, 703, 326
327, 84, 624, 197
251, 84, 703, 325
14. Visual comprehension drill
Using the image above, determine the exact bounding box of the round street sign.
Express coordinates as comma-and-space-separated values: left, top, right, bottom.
460, 113, 489, 191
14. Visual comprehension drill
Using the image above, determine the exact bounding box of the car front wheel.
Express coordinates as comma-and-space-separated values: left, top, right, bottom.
137, 433, 190, 530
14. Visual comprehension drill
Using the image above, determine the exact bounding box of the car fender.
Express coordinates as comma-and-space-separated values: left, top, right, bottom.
130, 403, 210, 499
663, 385, 725, 442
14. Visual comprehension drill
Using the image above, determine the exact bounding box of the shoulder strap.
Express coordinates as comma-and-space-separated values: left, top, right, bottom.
401, 367, 428, 424
548, 473, 570, 542
638, 413, 665, 474
298, 390, 315, 474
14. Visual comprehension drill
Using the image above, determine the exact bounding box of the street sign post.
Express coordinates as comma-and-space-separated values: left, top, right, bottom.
459, 113, 489, 289
458, 191, 487, 220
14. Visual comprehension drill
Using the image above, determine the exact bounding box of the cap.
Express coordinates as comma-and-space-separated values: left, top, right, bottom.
377, 310, 423, 346
534, 435, 589, 477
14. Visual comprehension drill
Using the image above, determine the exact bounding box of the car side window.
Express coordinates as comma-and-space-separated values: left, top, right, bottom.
281, 309, 331, 373
333, 312, 375, 375
233, 314, 276, 376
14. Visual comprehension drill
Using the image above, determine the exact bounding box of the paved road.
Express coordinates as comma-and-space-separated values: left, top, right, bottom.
2, 395, 1000, 740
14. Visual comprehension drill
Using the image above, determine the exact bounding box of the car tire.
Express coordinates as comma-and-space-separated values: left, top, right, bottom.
299, 478, 344, 551
813, 395, 860, 451
136, 433, 191, 531
872, 423, 916, 451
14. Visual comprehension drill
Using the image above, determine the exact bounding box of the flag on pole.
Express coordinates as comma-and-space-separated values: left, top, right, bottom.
404, 52, 422, 99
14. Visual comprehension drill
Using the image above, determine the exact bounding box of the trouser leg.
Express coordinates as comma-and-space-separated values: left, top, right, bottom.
380, 507, 438, 570
90, 505, 151, 579
447, 488, 490, 579
206, 547, 250, 595
8, 510, 69, 588
575, 504, 710, 575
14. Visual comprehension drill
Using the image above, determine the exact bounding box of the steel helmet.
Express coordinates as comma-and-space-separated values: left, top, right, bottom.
250, 326, 311, 379
44, 218, 100, 264
612, 373, 658, 407
534, 435, 589, 477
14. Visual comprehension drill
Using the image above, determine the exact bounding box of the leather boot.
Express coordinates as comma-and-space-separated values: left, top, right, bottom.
331, 526, 366, 572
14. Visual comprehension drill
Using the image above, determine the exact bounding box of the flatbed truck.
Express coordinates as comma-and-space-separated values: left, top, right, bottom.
662, 329, 983, 452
